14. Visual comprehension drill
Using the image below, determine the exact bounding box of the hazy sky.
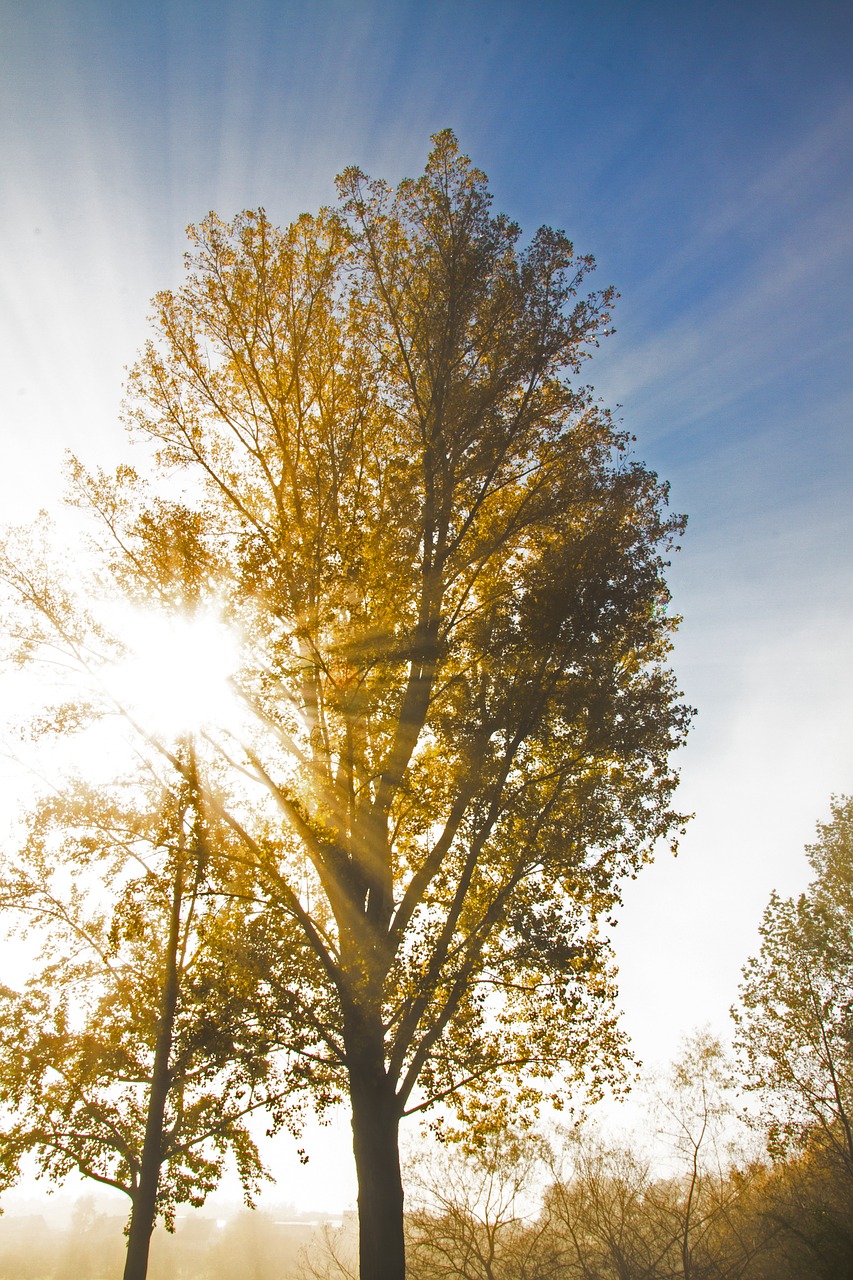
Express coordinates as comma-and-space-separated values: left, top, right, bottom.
1, 0, 852, 1212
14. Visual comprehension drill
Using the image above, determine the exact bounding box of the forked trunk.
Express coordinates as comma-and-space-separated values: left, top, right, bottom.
348, 1039, 406, 1280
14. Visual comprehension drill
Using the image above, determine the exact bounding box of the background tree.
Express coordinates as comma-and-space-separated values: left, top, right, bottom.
0, 762, 321, 1280
1, 131, 691, 1280
542, 1126, 667, 1280
404, 1127, 551, 1280
739, 1146, 853, 1280
728, 794, 853, 1278
648, 1031, 747, 1279
733, 795, 853, 1178
538, 1035, 761, 1280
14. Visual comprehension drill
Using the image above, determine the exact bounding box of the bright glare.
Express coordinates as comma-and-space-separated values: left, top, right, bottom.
107, 609, 242, 738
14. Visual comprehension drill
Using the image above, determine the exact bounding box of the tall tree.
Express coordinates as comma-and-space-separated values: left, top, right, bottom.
2, 132, 690, 1279
733, 794, 853, 1178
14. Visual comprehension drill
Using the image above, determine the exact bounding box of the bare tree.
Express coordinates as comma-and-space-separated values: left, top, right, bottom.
405, 1128, 552, 1280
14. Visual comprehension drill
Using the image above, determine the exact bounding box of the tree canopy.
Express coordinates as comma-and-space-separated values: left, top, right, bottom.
0, 130, 690, 1280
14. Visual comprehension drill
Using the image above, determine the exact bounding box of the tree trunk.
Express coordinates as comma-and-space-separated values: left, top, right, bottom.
348, 1027, 406, 1280
123, 868, 183, 1280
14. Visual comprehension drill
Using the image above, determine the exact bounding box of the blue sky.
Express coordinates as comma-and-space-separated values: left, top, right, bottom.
1, 0, 852, 1206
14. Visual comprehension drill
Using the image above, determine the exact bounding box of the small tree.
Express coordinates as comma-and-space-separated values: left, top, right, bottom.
2, 131, 691, 1280
0, 762, 319, 1280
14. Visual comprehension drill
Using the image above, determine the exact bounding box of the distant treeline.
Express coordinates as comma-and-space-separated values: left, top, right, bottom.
396, 1117, 853, 1280
1, 1116, 851, 1280
0, 1204, 347, 1280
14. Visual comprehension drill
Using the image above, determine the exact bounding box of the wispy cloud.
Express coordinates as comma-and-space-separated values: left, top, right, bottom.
598, 100, 853, 441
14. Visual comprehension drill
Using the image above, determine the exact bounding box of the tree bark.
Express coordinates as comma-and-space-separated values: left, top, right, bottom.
122, 867, 183, 1280
347, 1018, 406, 1280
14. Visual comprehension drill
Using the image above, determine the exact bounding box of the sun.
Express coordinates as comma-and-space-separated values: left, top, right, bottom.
106, 607, 243, 739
